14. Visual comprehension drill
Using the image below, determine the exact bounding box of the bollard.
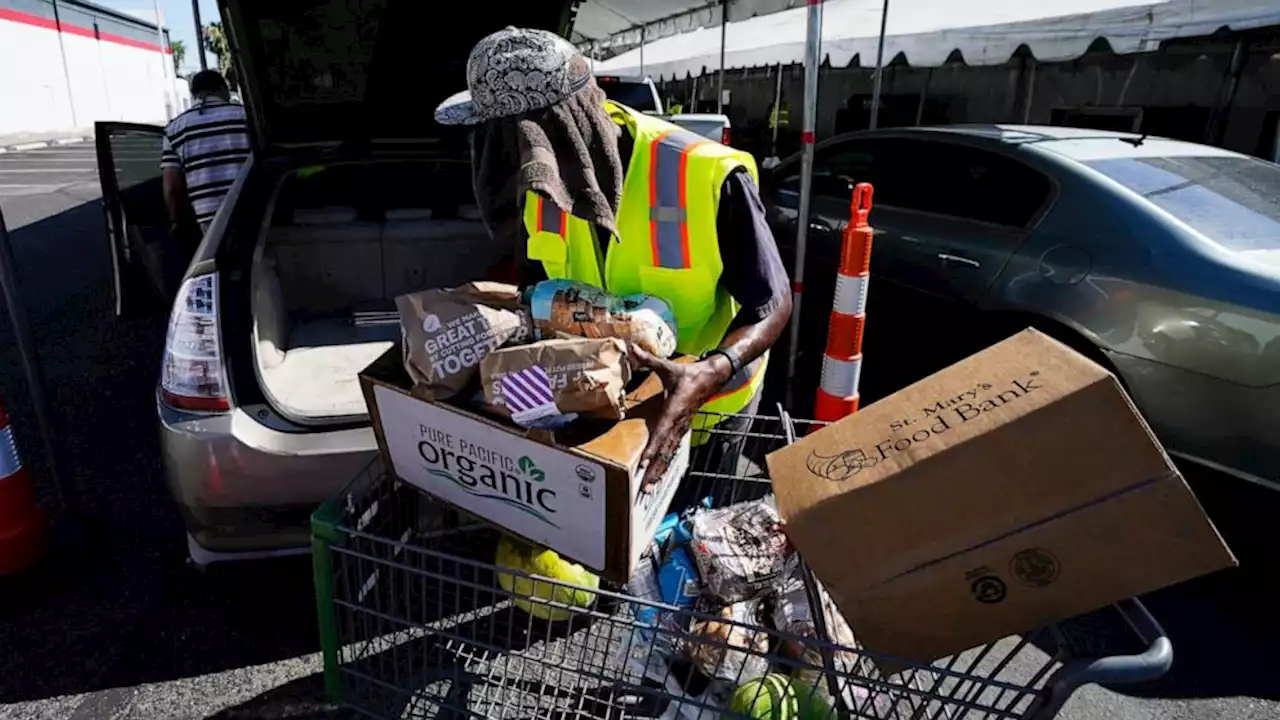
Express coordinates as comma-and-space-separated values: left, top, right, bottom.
0, 396, 48, 574
814, 183, 874, 423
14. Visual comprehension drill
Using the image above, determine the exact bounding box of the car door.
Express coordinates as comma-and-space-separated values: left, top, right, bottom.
95, 121, 189, 317
866, 139, 1052, 305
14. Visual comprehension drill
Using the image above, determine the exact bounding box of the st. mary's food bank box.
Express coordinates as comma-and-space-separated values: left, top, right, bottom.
767, 329, 1235, 666
360, 348, 688, 583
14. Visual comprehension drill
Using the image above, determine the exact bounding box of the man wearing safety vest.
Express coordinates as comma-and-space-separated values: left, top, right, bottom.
436, 27, 791, 490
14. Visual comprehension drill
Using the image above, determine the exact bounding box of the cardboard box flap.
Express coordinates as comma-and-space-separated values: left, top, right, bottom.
769, 330, 1174, 590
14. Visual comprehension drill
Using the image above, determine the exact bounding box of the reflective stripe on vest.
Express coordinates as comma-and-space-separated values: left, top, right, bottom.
537, 194, 567, 237
648, 129, 709, 270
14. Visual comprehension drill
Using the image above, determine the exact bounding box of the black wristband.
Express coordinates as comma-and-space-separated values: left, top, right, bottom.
701, 347, 743, 378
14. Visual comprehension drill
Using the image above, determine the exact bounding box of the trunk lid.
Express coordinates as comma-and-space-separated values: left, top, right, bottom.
219, 1, 576, 150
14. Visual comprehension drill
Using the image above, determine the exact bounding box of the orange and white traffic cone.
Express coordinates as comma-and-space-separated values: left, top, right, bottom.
814, 182, 874, 423
0, 398, 47, 574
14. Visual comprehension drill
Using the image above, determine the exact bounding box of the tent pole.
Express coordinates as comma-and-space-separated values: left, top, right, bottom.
915, 67, 932, 125
1022, 59, 1037, 123
717, 0, 728, 113
869, 0, 890, 129
1208, 37, 1246, 146
785, 0, 823, 408
191, 0, 207, 71
772, 63, 784, 149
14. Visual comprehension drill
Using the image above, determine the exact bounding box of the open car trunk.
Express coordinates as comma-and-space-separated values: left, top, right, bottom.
250, 161, 508, 424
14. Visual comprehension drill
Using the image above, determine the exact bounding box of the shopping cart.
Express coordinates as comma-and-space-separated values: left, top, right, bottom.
311, 412, 1172, 719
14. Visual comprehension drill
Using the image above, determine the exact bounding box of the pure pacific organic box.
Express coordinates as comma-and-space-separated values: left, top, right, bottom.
767, 329, 1236, 666
359, 348, 689, 583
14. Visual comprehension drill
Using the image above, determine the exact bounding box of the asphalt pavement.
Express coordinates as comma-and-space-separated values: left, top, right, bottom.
0, 145, 1277, 719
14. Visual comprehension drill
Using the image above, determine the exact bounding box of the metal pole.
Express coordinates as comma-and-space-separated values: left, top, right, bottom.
1208, 37, 1246, 146
915, 67, 932, 125
716, 0, 727, 113
868, 0, 890, 130
785, 0, 823, 408
0, 210, 66, 513
50, 1, 80, 129
153, 1, 173, 117
1022, 59, 1038, 124
771, 63, 784, 148
717, 0, 728, 113
639, 25, 645, 78
191, 0, 207, 71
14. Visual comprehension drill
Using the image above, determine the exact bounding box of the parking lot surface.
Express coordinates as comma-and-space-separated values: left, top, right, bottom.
0, 145, 1277, 719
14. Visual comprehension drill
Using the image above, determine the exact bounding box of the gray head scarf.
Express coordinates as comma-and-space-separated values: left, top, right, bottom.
468, 71, 625, 253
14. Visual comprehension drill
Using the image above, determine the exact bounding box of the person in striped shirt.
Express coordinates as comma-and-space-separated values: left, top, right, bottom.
160, 71, 251, 234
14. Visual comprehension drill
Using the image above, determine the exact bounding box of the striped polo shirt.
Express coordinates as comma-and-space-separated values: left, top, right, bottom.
160, 98, 251, 225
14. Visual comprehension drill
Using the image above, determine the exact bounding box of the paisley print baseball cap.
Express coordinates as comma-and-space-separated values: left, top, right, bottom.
435, 27, 593, 125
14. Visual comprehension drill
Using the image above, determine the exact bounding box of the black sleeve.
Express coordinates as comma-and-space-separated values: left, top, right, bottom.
716, 168, 791, 329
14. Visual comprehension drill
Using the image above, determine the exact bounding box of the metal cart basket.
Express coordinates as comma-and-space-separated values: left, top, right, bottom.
311, 412, 1171, 719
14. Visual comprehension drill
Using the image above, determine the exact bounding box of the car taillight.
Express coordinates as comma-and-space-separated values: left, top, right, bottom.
721, 126, 731, 145
161, 273, 230, 413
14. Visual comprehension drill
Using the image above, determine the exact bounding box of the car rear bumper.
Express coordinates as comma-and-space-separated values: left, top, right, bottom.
159, 394, 378, 553
1108, 352, 1280, 493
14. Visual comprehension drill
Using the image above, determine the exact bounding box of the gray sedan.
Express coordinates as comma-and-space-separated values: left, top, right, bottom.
765, 125, 1280, 493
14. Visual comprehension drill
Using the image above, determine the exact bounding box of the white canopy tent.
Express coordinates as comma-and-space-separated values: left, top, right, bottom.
573, 0, 802, 48
575, 1, 807, 115
597, 0, 1280, 78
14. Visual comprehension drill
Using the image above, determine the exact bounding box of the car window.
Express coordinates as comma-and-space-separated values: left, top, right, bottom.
776, 172, 855, 200
769, 142, 876, 206
1086, 155, 1280, 252
111, 129, 164, 192
812, 142, 878, 201
799, 139, 1049, 228
597, 78, 657, 112
879, 140, 1050, 226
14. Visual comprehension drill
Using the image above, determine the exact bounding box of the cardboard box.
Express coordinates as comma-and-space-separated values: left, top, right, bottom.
767, 329, 1236, 665
360, 348, 689, 583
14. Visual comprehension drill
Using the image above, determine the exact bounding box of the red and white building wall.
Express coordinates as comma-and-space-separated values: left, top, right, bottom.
0, 0, 184, 138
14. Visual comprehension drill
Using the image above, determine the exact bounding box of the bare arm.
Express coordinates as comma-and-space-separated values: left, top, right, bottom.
633, 170, 793, 487
162, 166, 187, 231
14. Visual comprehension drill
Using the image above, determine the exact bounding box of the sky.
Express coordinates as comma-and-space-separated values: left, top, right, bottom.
97, 0, 223, 75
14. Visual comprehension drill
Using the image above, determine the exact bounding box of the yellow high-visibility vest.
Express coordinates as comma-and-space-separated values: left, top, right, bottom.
523, 101, 768, 440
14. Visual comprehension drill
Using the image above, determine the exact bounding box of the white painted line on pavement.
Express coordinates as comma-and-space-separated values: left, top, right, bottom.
0, 184, 71, 197
0, 168, 96, 173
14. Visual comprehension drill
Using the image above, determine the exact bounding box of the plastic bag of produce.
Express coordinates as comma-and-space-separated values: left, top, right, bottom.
527, 279, 678, 357
480, 337, 630, 426
397, 282, 532, 399
683, 599, 770, 684
689, 499, 789, 605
